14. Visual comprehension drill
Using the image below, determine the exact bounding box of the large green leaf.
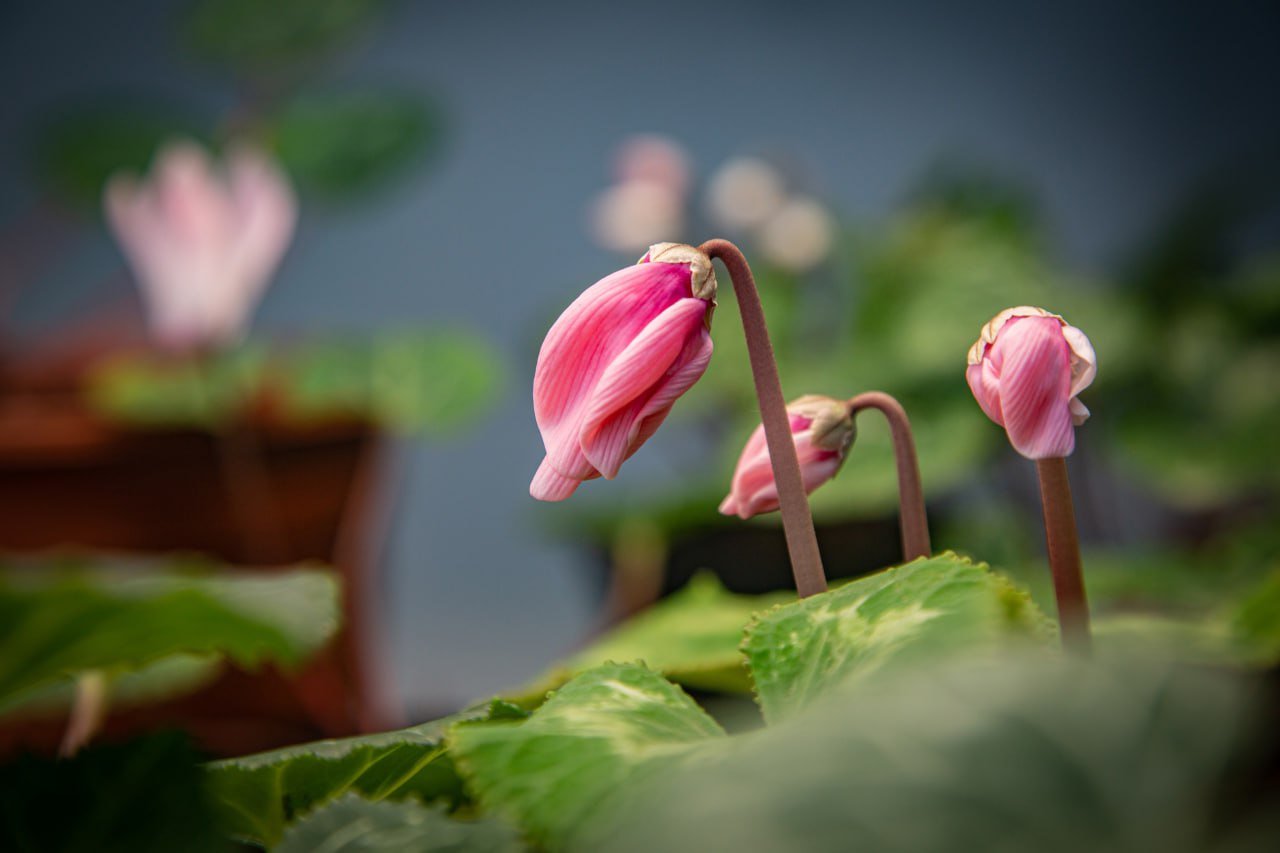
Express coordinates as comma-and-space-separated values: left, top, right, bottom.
269, 91, 440, 198
743, 553, 1052, 722
206, 700, 526, 848
0, 562, 339, 709
512, 573, 792, 703
600, 652, 1278, 853
0, 731, 223, 853
186, 0, 384, 71
276, 794, 526, 853
452, 663, 725, 851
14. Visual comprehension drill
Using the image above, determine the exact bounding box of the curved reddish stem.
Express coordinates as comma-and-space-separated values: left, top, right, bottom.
846, 392, 930, 562
699, 239, 827, 598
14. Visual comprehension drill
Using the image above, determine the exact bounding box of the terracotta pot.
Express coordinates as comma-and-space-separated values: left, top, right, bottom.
0, 359, 399, 758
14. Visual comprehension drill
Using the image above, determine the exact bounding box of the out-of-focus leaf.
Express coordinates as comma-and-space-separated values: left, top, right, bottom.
206, 700, 526, 848
186, 0, 383, 70
0, 731, 223, 853
84, 330, 503, 434
1233, 569, 1280, 664
600, 653, 1278, 853
452, 663, 725, 850
269, 91, 439, 198
1000, 548, 1266, 622
852, 213, 1054, 386
513, 573, 792, 704
276, 794, 527, 853
0, 653, 221, 719
0, 562, 339, 709
743, 553, 1052, 722
282, 331, 504, 434
805, 401, 991, 519
1093, 614, 1239, 664
86, 346, 267, 427
33, 105, 204, 209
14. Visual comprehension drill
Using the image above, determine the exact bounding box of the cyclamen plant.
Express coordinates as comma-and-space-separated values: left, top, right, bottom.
531, 239, 828, 597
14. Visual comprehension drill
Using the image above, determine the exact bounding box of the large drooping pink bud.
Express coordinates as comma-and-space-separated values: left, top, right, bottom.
531, 243, 717, 501
966, 306, 1096, 459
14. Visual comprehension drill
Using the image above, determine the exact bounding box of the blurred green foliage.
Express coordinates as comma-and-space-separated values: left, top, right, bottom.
31, 0, 440, 208
0, 559, 339, 714
33, 104, 207, 211
85, 329, 503, 435
185, 0, 384, 72
268, 90, 441, 198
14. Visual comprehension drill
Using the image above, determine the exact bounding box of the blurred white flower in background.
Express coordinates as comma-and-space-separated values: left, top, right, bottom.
104, 140, 297, 351
588, 137, 837, 273
590, 180, 686, 254
758, 197, 836, 273
589, 134, 691, 254
705, 157, 786, 232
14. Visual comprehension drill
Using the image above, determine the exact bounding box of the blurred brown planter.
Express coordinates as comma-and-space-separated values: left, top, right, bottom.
0, 362, 400, 758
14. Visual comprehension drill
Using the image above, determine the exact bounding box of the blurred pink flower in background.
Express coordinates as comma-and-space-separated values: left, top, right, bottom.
719, 394, 855, 519
966, 306, 1096, 459
531, 243, 717, 501
589, 135, 691, 253
613, 135, 691, 196
104, 140, 297, 350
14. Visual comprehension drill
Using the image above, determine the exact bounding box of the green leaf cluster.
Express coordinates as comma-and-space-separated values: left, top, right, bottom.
85, 329, 503, 435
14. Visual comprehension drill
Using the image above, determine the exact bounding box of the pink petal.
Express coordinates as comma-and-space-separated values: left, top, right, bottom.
529, 457, 587, 501
966, 357, 1005, 427
580, 301, 711, 478
620, 329, 714, 462
994, 316, 1075, 459
223, 146, 297, 334
720, 424, 772, 518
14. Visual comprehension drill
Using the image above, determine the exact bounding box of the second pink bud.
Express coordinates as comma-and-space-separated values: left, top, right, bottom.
720, 394, 855, 520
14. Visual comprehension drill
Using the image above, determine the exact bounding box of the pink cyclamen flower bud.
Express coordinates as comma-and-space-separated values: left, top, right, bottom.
531, 243, 717, 501
966, 306, 1097, 459
719, 394, 855, 519
104, 140, 297, 350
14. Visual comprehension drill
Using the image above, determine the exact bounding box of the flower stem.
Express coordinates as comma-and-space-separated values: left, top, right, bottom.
1035, 457, 1092, 653
846, 392, 931, 562
699, 239, 827, 598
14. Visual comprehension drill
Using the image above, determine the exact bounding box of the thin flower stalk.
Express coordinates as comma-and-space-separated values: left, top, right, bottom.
846, 392, 930, 562
699, 239, 827, 597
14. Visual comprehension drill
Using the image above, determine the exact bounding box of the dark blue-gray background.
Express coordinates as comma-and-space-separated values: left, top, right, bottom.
3, 0, 1277, 713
